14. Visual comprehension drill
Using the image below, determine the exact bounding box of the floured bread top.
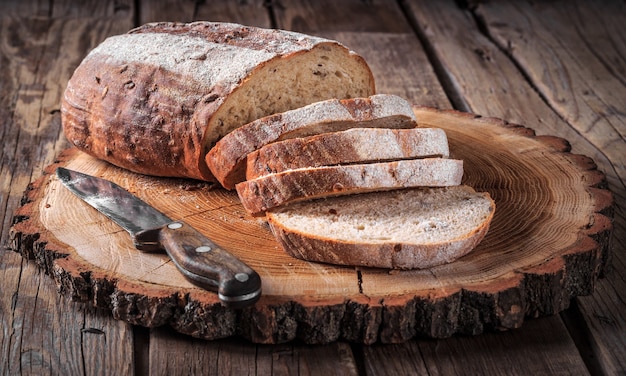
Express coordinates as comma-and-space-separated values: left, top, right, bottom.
61, 21, 375, 181
130, 21, 347, 55
81, 33, 276, 93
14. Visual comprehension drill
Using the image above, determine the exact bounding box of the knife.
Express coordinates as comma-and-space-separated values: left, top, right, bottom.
55, 167, 261, 308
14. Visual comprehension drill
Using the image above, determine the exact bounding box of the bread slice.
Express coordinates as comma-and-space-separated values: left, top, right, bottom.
236, 158, 463, 216
266, 186, 495, 269
246, 127, 450, 180
206, 94, 418, 189
62, 21, 375, 181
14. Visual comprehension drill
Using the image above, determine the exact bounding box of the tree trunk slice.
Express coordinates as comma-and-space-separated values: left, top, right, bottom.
9, 107, 614, 344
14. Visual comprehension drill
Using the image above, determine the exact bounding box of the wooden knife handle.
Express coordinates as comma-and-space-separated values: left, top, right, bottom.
139, 221, 261, 308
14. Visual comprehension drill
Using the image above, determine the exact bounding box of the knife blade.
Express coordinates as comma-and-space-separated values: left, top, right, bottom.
55, 167, 261, 308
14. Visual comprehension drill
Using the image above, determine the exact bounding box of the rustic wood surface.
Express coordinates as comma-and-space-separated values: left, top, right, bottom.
1, 0, 624, 375
10, 104, 612, 344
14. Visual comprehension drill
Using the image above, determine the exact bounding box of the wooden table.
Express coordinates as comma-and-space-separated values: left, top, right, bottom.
1, 0, 623, 374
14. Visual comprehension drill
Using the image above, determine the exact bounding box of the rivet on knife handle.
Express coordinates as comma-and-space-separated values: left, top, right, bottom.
135, 221, 262, 308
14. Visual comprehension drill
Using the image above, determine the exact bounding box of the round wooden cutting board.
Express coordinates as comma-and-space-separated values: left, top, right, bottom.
9, 107, 614, 344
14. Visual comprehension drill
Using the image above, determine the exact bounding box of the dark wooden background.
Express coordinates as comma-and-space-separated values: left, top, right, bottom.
1, 0, 624, 374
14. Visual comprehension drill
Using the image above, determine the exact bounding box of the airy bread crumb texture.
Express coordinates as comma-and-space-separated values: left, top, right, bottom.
206, 45, 374, 150
267, 186, 495, 269
269, 186, 492, 243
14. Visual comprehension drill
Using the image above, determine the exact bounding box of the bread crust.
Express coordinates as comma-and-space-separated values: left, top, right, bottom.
206, 94, 417, 189
62, 22, 375, 181
267, 187, 496, 269
269, 214, 491, 269
236, 158, 464, 216
246, 127, 450, 179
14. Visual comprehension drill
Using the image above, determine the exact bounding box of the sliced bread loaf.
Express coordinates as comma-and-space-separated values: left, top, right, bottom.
246, 127, 450, 180
236, 158, 463, 216
62, 21, 375, 181
266, 186, 495, 269
206, 94, 418, 189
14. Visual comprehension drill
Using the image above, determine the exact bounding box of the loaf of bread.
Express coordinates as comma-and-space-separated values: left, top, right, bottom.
236, 158, 463, 216
62, 21, 375, 181
267, 186, 495, 269
206, 94, 418, 189
61, 20, 494, 270
246, 127, 450, 180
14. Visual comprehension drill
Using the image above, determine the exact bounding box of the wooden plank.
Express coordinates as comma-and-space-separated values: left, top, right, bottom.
418, 315, 590, 375
272, 0, 412, 34
401, 0, 603, 373
473, 0, 626, 260
471, 2, 626, 374
139, 0, 271, 27
6, 268, 134, 375
475, 0, 625, 191
0, 0, 135, 374
148, 327, 358, 375
574, 270, 626, 375
322, 31, 451, 108
273, 0, 451, 107
81, 306, 135, 375
196, 0, 271, 28
401, 0, 614, 183
363, 316, 590, 375
403, 0, 622, 374
138, 0, 196, 24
